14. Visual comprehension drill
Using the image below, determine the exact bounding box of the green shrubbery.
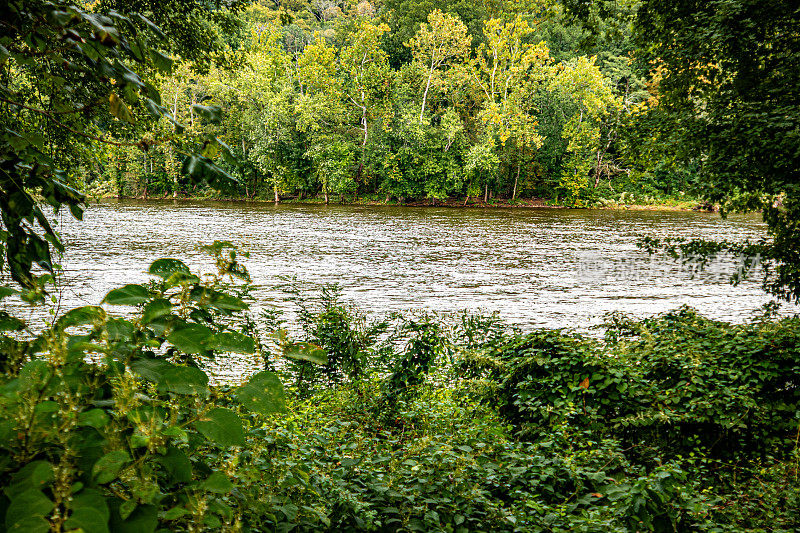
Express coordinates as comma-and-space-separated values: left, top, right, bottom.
2, 263, 799, 531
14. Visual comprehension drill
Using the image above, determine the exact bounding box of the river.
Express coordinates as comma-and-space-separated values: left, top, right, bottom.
20, 199, 788, 336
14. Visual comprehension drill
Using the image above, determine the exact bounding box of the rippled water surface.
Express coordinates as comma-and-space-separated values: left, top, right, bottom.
25, 199, 791, 334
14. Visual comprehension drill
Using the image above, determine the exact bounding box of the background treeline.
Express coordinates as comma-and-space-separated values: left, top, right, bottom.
86, 0, 694, 206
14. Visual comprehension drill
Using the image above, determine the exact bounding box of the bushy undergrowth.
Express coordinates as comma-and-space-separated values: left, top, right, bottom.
1, 258, 799, 532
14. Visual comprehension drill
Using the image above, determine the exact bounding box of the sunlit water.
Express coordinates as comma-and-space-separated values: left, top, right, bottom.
4, 200, 795, 380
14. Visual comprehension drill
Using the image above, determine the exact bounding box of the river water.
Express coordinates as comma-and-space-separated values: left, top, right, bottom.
20, 199, 789, 336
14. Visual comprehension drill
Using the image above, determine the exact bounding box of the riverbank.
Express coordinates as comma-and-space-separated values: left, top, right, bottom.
102, 193, 705, 212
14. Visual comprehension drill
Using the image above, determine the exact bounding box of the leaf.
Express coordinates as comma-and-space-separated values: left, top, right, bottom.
5, 490, 53, 531
149, 49, 173, 74
143, 97, 163, 118
110, 503, 157, 533
579, 377, 590, 389
200, 472, 233, 494
7, 516, 49, 533
0, 286, 19, 300
78, 409, 109, 429
235, 371, 286, 415
161, 366, 209, 396
194, 408, 245, 447
65, 489, 110, 533
141, 298, 172, 324
191, 104, 222, 124
109, 92, 135, 124
133, 13, 165, 39
106, 318, 134, 342
210, 331, 254, 354
158, 447, 192, 484
167, 324, 214, 354
103, 284, 151, 306
93, 451, 131, 484
54, 305, 106, 330
0, 311, 25, 332
284, 342, 328, 365
0, 44, 10, 66
6, 462, 54, 498
130, 358, 173, 382
148, 258, 190, 278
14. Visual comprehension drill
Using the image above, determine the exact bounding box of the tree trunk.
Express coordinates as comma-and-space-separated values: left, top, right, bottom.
484, 183, 489, 203
513, 157, 521, 201
384, 194, 390, 204
420, 62, 435, 123
274, 183, 279, 204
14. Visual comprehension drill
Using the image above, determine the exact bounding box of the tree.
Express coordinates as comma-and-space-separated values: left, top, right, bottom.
549, 55, 620, 205
636, 0, 800, 301
406, 9, 472, 123
0, 1, 235, 297
471, 16, 550, 200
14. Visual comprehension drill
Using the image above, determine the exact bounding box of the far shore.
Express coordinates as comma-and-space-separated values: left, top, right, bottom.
98, 194, 712, 212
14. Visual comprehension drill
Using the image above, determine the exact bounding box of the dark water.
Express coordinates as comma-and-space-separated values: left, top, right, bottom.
22, 199, 790, 336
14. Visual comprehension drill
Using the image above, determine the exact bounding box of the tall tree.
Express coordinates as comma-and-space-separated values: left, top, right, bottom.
406, 9, 472, 123
636, 0, 800, 301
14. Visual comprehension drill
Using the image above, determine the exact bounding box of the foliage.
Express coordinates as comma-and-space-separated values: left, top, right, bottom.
0, 1, 236, 295
83, 0, 685, 207
0, 256, 288, 531
635, 0, 800, 301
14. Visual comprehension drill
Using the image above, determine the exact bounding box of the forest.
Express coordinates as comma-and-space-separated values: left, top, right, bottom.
66, 0, 685, 207
1, 0, 800, 532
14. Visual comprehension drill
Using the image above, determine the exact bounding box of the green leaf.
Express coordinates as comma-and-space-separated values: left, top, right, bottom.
167, 324, 214, 354
106, 318, 134, 342
284, 342, 328, 365
18, 361, 51, 392
0, 286, 19, 301
78, 409, 109, 429
163, 506, 189, 520
5, 490, 53, 531
65, 489, 110, 533
129, 358, 173, 382
110, 503, 157, 533
191, 104, 222, 124
6, 462, 54, 498
0, 311, 25, 331
200, 472, 233, 494
93, 451, 131, 484
0, 44, 10, 66
103, 284, 151, 306
158, 447, 193, 484
194, 408, 245, 447
149, 49, 173, 74
54, 305, 105, 330
133, 13, 165, 39
141, 298, 172, 324
235, 371, 286, 415
148, 259, 190, 278
161, 366, 209, 396
109, 92, 135, 124
210, 331, 254, 354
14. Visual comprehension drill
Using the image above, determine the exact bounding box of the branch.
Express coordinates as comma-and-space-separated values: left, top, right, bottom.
1, 97, 144, 148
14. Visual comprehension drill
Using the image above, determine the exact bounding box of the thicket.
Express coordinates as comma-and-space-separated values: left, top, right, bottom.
2, 262, 799, 531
